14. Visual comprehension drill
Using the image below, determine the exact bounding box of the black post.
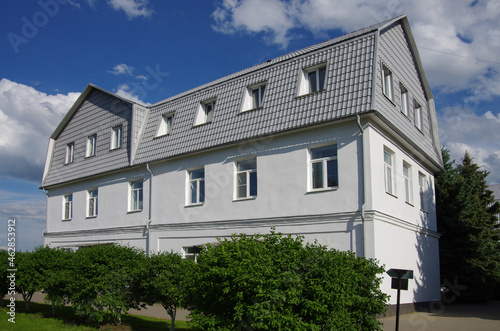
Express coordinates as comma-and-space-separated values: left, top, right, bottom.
395, 275, 401, 331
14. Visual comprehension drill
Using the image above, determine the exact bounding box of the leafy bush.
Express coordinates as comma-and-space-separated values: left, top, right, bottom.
187, 231, 388, 330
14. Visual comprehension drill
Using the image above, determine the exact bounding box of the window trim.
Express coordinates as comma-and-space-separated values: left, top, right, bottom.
129, 179, 143, 212
384, 147, 396, 196
85, 134, 97, 158
155, 113, 174, 137
419, 172, 427, 212
110, 125, 123, 150
65, 142, 75, 164
187, 167, 205, 206
308, 143, 339, 192
87, 188, 98, 218
194, 99, 215, 126
414, 100, 423, 132
297, 62, 327, 96
182, 246, 201, 262
382, 64, 393, 101
235, 157, 257, 200
62, 193, 73, 220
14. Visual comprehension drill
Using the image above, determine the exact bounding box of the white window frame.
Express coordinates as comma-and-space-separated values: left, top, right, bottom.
182, 246, 201, 262
382, 64, 393, 101
297, 63, 327, 96
86, 134, 97, 157
414, 101, 423, 131
194, 99, 215, 126
403, 161, 412, 204
63, 194, 73, 220
65, 142, 74, 164
235, 158, 257, 199
156, 113, 174, 137
419, 172, 427, 211
87, 188, 98, 217
110, 125, 123, 150
400, 84, 409, 117
308, 144, 338, 191
384, 147, 396, 196
129, 179, 143, 212
241, 82, 266, 112
187, 167, 205, 205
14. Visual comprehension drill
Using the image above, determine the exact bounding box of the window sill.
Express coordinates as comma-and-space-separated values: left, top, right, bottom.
386, 191, 398, 199
86, 215, 97, 219
240, 106, 263, 113
85, 154, 96, 159
383, 93, 396, 106
193, 121, 212, 127
110, 146, 122, 151
306, 187, 338, 194
185, 203, 204, 208
64, 161, 74, 165
153, 133, 170, 140
233, 196, 257, 202
62, 218, 72, 222
405, 201, 414, 207
295, 89, 326, 99
127, 209, 142, 214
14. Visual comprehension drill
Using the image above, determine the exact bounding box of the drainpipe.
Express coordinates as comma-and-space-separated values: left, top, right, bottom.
145, 163, 153, 256
356, 115, 368, 258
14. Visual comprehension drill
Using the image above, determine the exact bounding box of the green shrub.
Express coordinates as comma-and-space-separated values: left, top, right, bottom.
187, 231, 388, 330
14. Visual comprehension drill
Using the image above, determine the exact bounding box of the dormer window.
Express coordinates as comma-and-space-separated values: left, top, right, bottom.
156, 113, 174, 137
297, 63, 327, 96
86, 134, 97, 157
382, 64, 393, 101
241, 82, 266, 112
194, 99, 215, 126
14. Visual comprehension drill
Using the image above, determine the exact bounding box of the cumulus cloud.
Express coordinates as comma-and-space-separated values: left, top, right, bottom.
0, 79, 80, 182
114, 83, 150, 106
211, 0, 500, 96
438, 107, 500, 184
107, 0, 153, 19
108, 63, 135, 76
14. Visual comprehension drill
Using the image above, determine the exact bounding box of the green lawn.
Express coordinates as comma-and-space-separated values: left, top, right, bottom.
0, 300, 191, 330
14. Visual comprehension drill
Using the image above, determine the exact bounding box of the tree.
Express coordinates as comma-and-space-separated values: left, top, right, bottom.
142, 251, 195, 331
0, 249, 10, 305
436, 149, 500, 302
16, 250, 43, 312
62, 244, 146, 324
187, 231, 388, 330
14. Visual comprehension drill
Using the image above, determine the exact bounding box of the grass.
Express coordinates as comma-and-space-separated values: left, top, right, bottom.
0, 300, 191, 330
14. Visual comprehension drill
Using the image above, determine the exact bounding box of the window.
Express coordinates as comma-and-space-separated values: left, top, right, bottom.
298, 63, 327, 96
414, 101, 423, 131
63, 194, 73, 220
188, 168, 205, 205
403, 162, 412, 204
310, 144, 338, 190
400, 84, 409, 117
384, 148, 396, 195
87, 188, 98, 217
382, 64, 393, 100
194, 100, 215, 125
156, 114, 173, 137
110, 125, 122, 149
65, 142, 74, 164
242, 83, 266, 112
129, 179, 143, 212
236, 158, 257, 199
183, 246, 201, 262
86, 134, 97, 157
419, 172, 427, 211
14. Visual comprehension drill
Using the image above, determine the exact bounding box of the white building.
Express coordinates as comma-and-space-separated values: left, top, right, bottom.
41, 15, 443, 309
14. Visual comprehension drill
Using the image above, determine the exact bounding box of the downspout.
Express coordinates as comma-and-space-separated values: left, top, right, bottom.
356, 115, 368, 258
145, 163, 153, 256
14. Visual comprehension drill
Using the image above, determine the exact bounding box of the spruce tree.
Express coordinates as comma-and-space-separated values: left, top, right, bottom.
436, 149, 500, 302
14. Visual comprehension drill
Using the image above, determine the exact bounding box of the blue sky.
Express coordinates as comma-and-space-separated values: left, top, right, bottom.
1, 0, 499, 251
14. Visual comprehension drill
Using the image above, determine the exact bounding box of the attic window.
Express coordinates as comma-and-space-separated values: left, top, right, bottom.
86, 134, 97, 158
110, 125, 122, 150
382, 64, 393, 101
241, 82, 266, 112
400, 84, 409, 117
297, 63, 327, 96
65, 142, 74, 164
194, 99, 215, 126
414, 100, 423, 131
156, 113, 174, 137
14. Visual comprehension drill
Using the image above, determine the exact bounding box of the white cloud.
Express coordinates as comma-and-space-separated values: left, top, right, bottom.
108, 63, 135, 76
438, 107, 500, 184
107, 0, 153, 19
0, 79, 80, 182
114, 83, 150, 106
211, 0, 500, 95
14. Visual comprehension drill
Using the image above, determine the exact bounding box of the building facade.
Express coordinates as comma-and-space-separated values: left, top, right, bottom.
41, 15, 443, 307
